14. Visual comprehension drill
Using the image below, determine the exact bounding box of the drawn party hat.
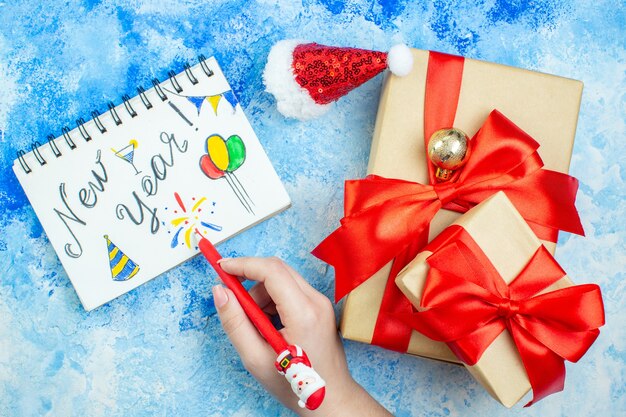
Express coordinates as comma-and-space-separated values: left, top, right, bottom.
263, 40, 413, 120
104, 235, 140, 281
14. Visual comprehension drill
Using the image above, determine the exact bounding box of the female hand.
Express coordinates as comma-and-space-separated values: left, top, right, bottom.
212, 257, 393, 416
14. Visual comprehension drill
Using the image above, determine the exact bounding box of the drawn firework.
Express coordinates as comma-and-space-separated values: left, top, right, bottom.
167, 192, 223, 249
199, 134, 254, 214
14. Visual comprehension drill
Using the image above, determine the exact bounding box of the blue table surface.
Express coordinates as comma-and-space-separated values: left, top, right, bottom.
1, 1, 624, 416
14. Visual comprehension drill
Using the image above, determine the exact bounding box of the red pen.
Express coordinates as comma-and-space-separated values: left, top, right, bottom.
197, 235, 326, 410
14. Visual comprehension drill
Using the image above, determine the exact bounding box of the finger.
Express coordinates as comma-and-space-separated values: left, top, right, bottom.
247, 284, 278, 315
280, 262, 320, 298
263, 304, 278, 316
212, 285, 274, 371
224, 257, 318, 299
219, 257, 313, 316
248, 282, 273, 310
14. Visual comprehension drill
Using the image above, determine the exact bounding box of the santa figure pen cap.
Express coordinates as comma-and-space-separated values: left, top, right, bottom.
263, 40, 413, 120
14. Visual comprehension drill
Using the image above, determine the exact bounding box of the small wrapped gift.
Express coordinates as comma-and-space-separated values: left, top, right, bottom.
313, 49, 585, 359
396, 192, 604, 407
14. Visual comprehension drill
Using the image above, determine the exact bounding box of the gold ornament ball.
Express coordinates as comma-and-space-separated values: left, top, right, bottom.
427, 128, 470, 181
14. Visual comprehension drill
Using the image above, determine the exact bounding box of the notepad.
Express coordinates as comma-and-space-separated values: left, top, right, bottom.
13, 57, 290, 311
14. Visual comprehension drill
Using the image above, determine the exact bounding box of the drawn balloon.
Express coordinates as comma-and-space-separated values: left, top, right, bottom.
225, 135, 246, 171
199, 134, 254, 214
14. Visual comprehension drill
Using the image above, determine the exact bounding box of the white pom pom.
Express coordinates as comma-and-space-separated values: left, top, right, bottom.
387, 44, 413, 77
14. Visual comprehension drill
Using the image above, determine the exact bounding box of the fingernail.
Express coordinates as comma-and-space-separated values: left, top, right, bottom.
217, 257, 232, 264
213, 285, 228, 308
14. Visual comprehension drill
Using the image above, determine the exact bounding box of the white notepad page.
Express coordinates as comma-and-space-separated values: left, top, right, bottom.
13, 57, 291, 311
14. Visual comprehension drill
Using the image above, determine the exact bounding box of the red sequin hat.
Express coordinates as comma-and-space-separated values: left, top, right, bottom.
264, 40, 414, 120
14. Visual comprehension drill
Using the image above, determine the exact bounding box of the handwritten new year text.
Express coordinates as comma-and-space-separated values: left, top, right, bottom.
53, 132, 188, 259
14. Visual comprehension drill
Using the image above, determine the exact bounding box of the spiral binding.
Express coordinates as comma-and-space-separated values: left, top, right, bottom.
122, 94, 137, 118
184, 62, 199, 85
31, 141, 46, 166
152, 78, 168, 101
76, 117, 92, 141
168, 70, 183, 93
16, 55, 213, 174
198, 55, 214, 77
137, 86, 153, 109
47, 134, 62, 157
16, 151, 30, 174
61, 127, 77, 149
108, 101, 122, 125
91, 110, 107, 133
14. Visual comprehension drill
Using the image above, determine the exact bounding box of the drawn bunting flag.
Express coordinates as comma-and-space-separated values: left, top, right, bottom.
185, 90, 239, 115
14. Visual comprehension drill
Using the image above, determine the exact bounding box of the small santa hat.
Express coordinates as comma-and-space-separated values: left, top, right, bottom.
264, 40, 413, 121
301, 385, 326, 410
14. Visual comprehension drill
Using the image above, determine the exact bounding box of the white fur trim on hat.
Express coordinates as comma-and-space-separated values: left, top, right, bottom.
387, 44, 414, 77
263, 39, 331, 121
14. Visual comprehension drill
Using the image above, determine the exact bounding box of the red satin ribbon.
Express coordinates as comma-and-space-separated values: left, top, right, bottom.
424, 51, 464, 182
398, 226, 604, 406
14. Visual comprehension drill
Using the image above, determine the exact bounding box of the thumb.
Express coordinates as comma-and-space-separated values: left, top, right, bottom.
212, 285, 275, 373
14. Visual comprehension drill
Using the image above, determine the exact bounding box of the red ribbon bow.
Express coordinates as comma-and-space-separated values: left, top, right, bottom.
398, 226, 604, 406
313, 109, 584, 301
